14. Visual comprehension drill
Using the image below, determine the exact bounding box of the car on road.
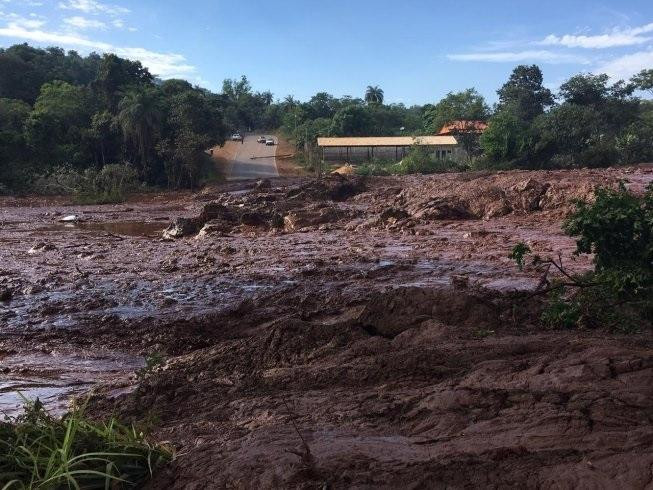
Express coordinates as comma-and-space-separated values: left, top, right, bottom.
231, 133, 243, 141
257, 136, 267, 143
265, 138, 275, 146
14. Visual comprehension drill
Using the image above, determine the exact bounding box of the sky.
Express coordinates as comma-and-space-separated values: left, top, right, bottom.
0, 0, 652, 105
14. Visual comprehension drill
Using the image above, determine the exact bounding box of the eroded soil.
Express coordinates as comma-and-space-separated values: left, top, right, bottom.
1, 166, 652, 488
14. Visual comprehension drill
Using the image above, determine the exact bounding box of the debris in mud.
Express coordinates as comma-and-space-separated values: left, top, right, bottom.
287, 174, 365, 202
58, 214, 79, 223
163, 217, 201, 239
411, 196, 473, 220
378, 207, 410, 225
28, 242, 57, 254
254, 178, 272, 191
283, 205, 345, 232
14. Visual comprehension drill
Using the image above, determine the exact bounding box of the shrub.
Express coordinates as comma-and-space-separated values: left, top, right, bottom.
0, 399, 170, 489
516, 183, 652, 331
354, 147, 465, 176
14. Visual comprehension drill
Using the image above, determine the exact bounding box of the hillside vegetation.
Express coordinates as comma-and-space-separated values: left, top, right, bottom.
1, 44, 653, 195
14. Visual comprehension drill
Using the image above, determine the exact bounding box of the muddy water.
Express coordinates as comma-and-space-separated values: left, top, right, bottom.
0, 350, 144, 416
37, 221, 166, 237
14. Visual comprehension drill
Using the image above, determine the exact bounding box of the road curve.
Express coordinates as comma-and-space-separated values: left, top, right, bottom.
226, 135, 279, 180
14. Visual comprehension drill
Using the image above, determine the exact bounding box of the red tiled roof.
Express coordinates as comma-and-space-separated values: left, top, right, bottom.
438, 120, 488, 135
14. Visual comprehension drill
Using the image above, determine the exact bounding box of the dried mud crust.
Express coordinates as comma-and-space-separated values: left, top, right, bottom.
2, 165, 653, 488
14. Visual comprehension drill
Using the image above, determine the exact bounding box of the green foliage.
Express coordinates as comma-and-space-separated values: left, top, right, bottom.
540, 286, 582, 329
497, 65, 554, 121
532, 184, 653, 331
631, 69, 653, 95
0, 44, 228, 193
365, 86, 384, 105
330, 104, 373, 137
509, 242, 531, 271
564, 183, 652, 278
424, 88, 489, 133
355, 146, 464, 176
33, 164, 139, 203
0, 399, 170, 489
480, 108, 530, 162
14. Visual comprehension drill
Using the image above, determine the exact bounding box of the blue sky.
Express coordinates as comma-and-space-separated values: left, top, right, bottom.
0, 0, 652, 105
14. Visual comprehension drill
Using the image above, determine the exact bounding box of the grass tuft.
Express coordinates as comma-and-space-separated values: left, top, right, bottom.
0, 398, 171, 489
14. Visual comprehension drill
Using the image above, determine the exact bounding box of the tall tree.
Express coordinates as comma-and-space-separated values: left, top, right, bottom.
117, 86, 162, 174
497, 65, 553, 121
365, 85, 384, 105
424, 88, 489, 133
95, 54, 153, 111
632, 69, 653, 96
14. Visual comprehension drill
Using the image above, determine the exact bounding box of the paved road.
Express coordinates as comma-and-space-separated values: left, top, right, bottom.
226, 135, 279, 180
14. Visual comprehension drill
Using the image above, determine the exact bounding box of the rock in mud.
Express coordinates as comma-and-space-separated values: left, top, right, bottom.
511, 178, 549, 212
163, 217, 201, 239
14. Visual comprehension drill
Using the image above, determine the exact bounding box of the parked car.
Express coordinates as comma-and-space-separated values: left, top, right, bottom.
231, 133, 243, 141
257, 136, 266, 143
265, 138, 275, 146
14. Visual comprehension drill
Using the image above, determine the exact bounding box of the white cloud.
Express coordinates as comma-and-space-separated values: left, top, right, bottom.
0, 23, 194, 78
447, 50, 589, 64
0, 12, 46, 29
63, 16, 106, 30
58, 0, 129, 16
597, 49, 653, 79
540, 23, 653, 49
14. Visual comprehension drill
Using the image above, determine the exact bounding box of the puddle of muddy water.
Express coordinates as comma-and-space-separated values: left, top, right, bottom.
0, 351, 144, 417
36, 221, 165, 237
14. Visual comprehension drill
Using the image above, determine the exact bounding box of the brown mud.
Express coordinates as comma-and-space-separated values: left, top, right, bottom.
1, 166, 652, 488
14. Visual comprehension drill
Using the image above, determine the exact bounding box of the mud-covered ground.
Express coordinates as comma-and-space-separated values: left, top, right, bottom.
1, 166, 653, 488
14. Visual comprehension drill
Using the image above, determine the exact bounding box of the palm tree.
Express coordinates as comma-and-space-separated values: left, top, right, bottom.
365, 85, 384, 105
282, 95, 298, 111
117, 86, 162, 173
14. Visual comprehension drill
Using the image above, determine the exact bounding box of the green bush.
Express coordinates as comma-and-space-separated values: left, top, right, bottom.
354, 147, 465, 176
0, 399, 170, 489
526, 183, 653, 331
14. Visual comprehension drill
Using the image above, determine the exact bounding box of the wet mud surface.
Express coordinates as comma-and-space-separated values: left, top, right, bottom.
1, 166, 653, 487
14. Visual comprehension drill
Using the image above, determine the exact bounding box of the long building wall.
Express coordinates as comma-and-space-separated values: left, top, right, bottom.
322, 145, 458, 163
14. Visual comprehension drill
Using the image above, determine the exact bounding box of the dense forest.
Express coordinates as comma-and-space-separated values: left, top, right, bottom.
1, 43, 652, 196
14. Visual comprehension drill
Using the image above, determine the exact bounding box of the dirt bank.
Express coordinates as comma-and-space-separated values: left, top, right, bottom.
1, 165, 652, 487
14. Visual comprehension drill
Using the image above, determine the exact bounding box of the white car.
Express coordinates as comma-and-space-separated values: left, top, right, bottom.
231, 133, 243, 141
265, 138, 275, 146
257, 136, 267, 143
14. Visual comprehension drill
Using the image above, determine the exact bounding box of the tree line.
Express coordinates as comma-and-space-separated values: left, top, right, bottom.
1, 43, 652, 195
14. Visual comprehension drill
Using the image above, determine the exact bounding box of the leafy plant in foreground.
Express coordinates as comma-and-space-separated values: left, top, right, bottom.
512, 183, 652, 331
0, 398, 171, 489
